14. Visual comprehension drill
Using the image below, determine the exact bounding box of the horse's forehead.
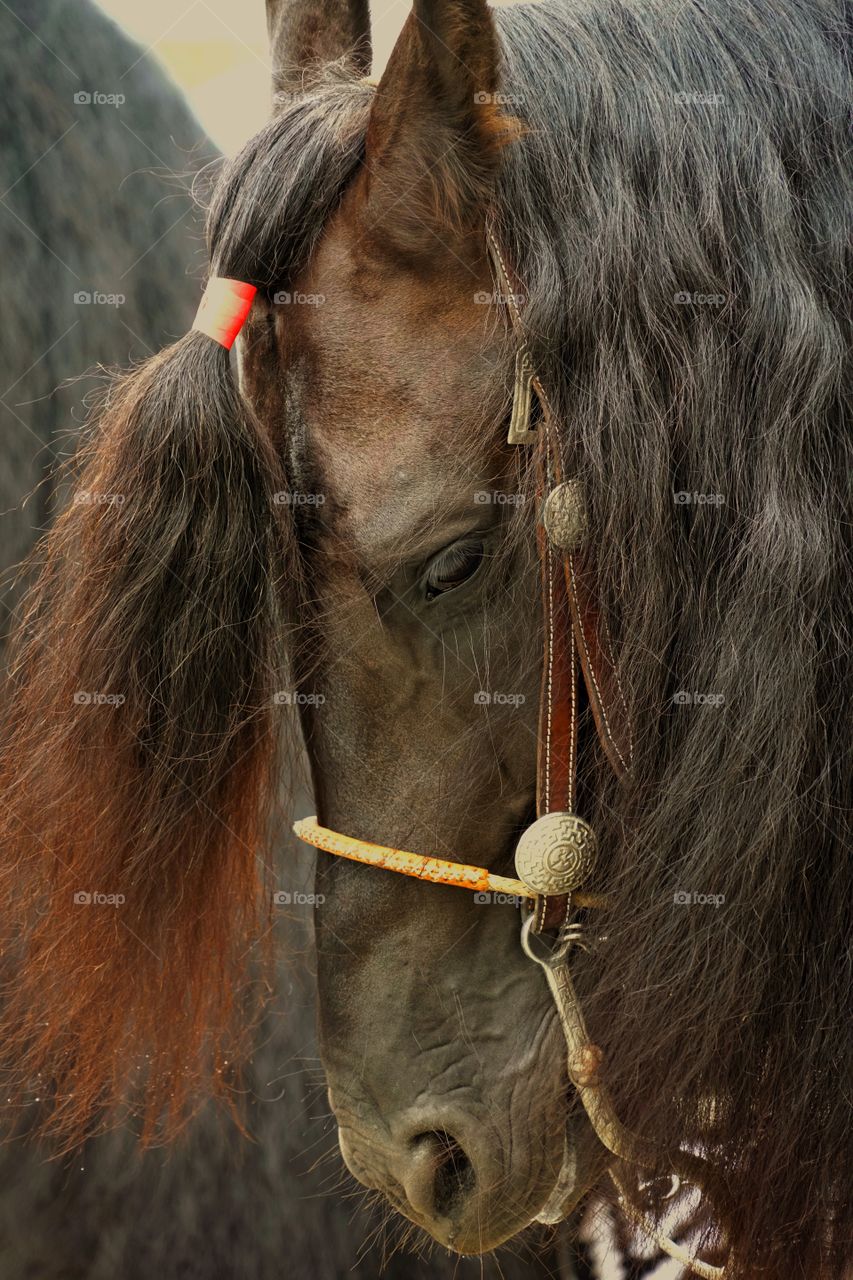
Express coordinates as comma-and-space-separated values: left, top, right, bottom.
283, 214, 507, 548
294, 209, 500, 410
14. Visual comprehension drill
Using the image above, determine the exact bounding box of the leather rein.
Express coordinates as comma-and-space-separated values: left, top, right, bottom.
293, 225, 730, 1279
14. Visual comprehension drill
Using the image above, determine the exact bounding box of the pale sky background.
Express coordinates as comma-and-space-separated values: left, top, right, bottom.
94, 0, 519, 156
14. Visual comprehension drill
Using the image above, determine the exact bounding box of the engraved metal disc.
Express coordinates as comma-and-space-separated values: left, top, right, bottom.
514, 811, 597, 895
542, 479, 588, 551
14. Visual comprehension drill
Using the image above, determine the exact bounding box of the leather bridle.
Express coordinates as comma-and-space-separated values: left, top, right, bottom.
293, 224, 730, 1279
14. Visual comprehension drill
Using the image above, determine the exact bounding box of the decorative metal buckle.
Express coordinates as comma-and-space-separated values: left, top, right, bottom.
542, 478, 588, 550
514, 810, 597, 896
507, 345, 538, 445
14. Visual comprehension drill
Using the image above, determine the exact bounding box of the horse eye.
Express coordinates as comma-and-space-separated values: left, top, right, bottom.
424, 537, 485, 601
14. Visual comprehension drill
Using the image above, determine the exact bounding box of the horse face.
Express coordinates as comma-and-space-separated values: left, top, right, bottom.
234, 0, 601, 1254
240, 186, 581, 1248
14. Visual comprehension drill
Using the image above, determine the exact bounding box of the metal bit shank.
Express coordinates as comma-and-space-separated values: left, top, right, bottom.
521, 916, 728, 1280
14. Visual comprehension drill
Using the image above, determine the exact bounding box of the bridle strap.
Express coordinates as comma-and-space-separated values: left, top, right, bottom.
565, 552, 632, 780
486, 224, 631, 930
533, 451, 579, 931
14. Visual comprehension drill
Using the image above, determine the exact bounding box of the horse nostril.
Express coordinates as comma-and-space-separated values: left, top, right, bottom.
408, 1130, 477, 1221
433, 1138, 476, 1219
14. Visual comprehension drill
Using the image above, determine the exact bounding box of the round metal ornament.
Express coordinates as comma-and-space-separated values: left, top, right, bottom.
514, 810, 597, 895
542, 479, 588, 551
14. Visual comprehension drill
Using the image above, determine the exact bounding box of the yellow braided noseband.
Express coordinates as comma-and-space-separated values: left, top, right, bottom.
292, 817, 609, 909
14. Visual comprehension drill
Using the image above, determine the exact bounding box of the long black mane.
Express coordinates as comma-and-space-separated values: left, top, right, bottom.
493, 2, 850, 1274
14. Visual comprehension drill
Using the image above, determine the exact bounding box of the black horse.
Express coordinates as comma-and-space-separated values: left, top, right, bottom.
0, 0, 848, 1276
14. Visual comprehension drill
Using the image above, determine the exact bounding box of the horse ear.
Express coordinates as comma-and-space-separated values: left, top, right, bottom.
266, 0, 372, 93
359, 0, 516, 258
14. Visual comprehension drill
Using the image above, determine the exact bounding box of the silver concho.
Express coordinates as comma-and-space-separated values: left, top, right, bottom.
514, 811, 597, 895
542, 479, 588, 551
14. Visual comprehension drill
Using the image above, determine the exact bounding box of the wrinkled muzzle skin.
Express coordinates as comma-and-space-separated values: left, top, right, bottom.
316, 866, 570, 1252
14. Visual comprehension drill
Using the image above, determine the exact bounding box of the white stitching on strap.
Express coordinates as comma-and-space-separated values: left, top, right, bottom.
567, 551, 629, 775
601, 609, 633, 770
485, 225, 526, 333
567, 626, 576, 812
544, 508, 555, 806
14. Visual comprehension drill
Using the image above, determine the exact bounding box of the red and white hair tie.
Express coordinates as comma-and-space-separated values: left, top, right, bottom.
191, 277, 257, 350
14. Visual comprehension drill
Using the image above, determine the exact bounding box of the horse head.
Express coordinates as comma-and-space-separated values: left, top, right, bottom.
0, 0, 847, 1275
